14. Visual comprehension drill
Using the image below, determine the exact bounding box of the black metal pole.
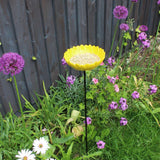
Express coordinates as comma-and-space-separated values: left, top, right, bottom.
84, 71, 88, 153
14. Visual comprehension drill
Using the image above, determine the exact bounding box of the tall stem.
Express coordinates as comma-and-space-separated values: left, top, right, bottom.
84, 71, 88, 153
109, 20, 120, 57
13, 75, 23, 117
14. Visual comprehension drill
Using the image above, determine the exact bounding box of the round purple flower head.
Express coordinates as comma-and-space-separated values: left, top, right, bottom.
106, 56, 115, 66
139, 25, 148, 32
132, 91, 140, 99
113, 6, 128, 19
148, 85, 157, 94
131, 0, 138, 2
0, 52, 25, 76
61, 57, 67, 66
120, 23, 129, 31
96, 140, 105, 149
84, 117, 92, 125
138, 32, 147, 41
157, 0, 160, 5
120, 117, 128, 126
108, 101, 118, 110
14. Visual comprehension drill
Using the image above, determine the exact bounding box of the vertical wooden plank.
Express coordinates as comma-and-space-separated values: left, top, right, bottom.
25, 0, 51, 92
9, 0, 40, 102
105, 0, 113, 56
0, 0, 29, 113
87, 0, 96, 45
66, 0, 80, 76
77, 0, 87, 44
53, 0, 68, 75
40, 0, 60, 84
96, 0, 105, 48
139, 0, 147, 26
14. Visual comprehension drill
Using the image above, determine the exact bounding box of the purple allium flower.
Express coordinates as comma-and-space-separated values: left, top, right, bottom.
61, 57, 67, 66
66, 75, 76, 87
106, 56, 115, 66
139, 25, 148, 32
132, 91, 140, 99
120, 23, 129, 31
119, 104, 128, 111
84, 117, 92, 125
113, 6, 128, 20
148, 85, 158, 94
157, 0, 160, 5
138, 32, 147, 41
131, 0, 138, 2
119, 97, 127, 105
108, 101, 118, 110
0, 52, 25, 76
96, 140, 105, 149
109, 77, 116, 84
142, 40, 150, 48
120, 117, 128, 126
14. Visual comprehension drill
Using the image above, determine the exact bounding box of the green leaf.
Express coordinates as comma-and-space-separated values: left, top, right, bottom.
153, 108, 160, 114
32, 56, 37, 61
123, 42, 128, 46
52, 134, 74, 144
86, 92, 93, 100
123, 32, 131, 40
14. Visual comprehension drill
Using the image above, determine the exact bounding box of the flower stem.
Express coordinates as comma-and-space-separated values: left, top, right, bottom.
13, 75, 23, 117
84, 71, 88, 154
109, 20, 120, 57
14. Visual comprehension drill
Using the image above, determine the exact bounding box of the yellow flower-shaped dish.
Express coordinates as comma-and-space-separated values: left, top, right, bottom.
64, 45, 105, 71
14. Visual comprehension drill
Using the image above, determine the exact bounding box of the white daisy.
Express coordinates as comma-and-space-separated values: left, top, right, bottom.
15, 149, 36, 160
33, 137, 50, 154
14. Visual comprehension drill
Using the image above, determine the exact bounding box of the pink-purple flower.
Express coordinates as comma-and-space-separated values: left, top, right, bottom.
96, 140, 105, 149
148, 85, 158, 94
84, 117, 92, 125
66, 75, 76, 87
120, 117, 128, 126
142, 40, 150, 48
119, 97, 127, 105
108, 101, 118, 110
157, 0, 160, 5
109, 77, 116, 84
120, 23, 129, 31
139, 25, 148, 32
132, 91, 140, 99
114, 84, 119, 92
92, 78, 98, 84
61, 57, 67, 66
106, 56, 115, 66
0, 52, 25, 76
113, 6, 128, 19
138, 32, 147, 41
119, 98, 128, 111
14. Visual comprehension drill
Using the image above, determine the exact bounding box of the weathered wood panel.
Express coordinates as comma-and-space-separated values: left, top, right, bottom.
0, 0, 159, 115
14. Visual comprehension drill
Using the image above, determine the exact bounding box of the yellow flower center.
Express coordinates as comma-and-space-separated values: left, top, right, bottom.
70, 53, 100, 65
23, 156, 28, 160
39, 144, 43, 148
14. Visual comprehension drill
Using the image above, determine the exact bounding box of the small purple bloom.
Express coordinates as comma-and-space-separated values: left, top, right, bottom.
142, 40, 150, 48
138, 32, 147, 41
96, 140, 105, 149
119, 104, 128, 111
0, 52, 25, 76
109, 77, 116, 84
131, 0, 138, 2
120, 117, 128, 126
120, 23, 129, 31
108, 101, 118, 110
139, 25, 148, 32
61, 58, 67, 66
119, 97, 127, 105
106, 56, 115, 66
157, 0, 160, 5
66, 75, 76, 87
84, 117, 92, 125
132, 91, 140, 99
148, 85, 158, 94
113, 6, 128, 20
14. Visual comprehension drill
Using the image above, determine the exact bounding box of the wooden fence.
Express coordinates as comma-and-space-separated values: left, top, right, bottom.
0, 0, 159, 116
